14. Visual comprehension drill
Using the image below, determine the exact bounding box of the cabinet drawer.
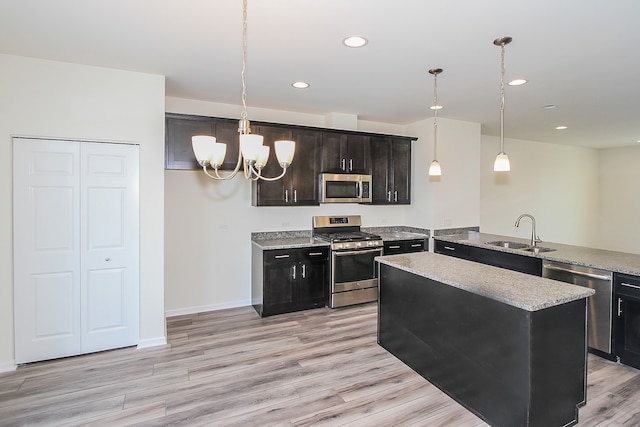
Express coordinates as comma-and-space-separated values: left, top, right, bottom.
264, 249, 297, 263
434, 240, 470, 259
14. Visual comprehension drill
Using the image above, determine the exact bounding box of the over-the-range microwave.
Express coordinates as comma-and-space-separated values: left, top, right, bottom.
319, 173, 372, 203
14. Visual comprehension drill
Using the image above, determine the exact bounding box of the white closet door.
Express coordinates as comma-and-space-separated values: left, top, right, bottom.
13, 139, 82, 363
81, 142, 139, 352
13, 138, 140, 364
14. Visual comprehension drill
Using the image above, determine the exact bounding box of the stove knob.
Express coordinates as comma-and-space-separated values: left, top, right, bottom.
356, 242, 362, 248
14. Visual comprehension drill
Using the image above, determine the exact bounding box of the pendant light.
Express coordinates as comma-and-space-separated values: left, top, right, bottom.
493, 36, 512, 172
191, 0, 295, 181
428, 68, 443, 176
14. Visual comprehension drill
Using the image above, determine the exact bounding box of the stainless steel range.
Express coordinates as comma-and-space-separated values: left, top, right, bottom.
312, 215, 383, 308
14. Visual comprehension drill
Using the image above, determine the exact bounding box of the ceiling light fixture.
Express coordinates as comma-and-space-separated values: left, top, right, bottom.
555, 125, 568, 130
493, 36, 513, 172
508, 78, 527, 86
543, 104, 557, 109
343, 36, 368, 48
292, 81, 309, 89
428, 68, 443, 176
191, 0, 295, 181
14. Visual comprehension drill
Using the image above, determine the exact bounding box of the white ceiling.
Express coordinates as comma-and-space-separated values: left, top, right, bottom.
1, 0, 639, 149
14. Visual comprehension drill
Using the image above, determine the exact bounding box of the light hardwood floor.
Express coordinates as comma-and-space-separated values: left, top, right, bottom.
1, 303, 639, 426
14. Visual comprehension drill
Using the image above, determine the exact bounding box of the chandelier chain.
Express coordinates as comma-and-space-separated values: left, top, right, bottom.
240, 0, 248, 124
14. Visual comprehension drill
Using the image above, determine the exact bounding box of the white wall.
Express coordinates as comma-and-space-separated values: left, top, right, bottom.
480, 135, 600, 247
597, 146, 640, 254
0, 54, 166, 371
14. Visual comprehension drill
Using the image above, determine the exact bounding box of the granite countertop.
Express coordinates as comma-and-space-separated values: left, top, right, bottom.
377, 252, 595, 311
434, 232, 640, 276
252, 226, 430, 250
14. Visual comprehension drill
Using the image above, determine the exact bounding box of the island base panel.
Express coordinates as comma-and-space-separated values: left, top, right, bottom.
377, 263, 587, 427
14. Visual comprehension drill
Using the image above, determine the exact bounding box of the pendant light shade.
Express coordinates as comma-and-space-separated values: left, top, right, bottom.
493, 36, 512, 172
428, 68, 443, 176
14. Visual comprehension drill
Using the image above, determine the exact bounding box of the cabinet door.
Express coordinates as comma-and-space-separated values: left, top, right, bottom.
290, 129, 321, 205
165, 115, 214, 170
263, 253, 295, 315
251, 125, 293, 206
391, 139, 411, 204
297, 248, 329, 308
321, 133, 347, 172
370, 137, 392, 204
346, 135, 370, 174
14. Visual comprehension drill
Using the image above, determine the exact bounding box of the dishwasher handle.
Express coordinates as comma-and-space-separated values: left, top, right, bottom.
543, 263, 611, 281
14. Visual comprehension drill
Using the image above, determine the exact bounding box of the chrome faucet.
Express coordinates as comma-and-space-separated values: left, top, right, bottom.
514, 213, 542, 248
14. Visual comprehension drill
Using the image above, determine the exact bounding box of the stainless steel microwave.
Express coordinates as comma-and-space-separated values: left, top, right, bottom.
319, 173, 372, 203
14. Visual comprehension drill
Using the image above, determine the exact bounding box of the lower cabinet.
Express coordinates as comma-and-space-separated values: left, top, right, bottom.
614, 273, 640, 370
384, 239, 426, 255
435, 240, 542, 276
252, 245, 329, 317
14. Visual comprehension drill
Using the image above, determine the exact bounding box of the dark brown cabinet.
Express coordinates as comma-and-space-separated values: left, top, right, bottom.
321, 133, 370, 174
370, 137, 411, 204
252, 246, 329, 317
434, 240, 542, 276
165, 114, 239, 170
251, 126, 321, 206
383, 239, 426, 255
614, 273, 640, 370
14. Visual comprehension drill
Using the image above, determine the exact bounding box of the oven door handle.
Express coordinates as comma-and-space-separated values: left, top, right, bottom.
334, 248, 382, 257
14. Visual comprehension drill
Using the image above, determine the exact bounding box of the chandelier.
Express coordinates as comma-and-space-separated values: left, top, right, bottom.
191, 0, 295, 181
493, 36, 512, 172
428, 68, 443, 176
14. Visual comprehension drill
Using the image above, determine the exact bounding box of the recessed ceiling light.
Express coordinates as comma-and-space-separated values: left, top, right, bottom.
291, 81, 309, 89
556, 126, 568, 130
508, 78, 528, 86
543, 104, 557, 109
430, 105, 443, 110
342, 35, 368, 48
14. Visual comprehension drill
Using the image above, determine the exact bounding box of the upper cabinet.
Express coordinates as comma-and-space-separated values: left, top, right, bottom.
320, 133, 370, 174
370, 137, 412, 204
251, 126, 321, 206
165, 113, 415, 207
165, 114, 239, 170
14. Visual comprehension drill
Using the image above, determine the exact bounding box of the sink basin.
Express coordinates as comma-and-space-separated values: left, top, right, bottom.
486, 240, 530, 250
522, 246, 556, 254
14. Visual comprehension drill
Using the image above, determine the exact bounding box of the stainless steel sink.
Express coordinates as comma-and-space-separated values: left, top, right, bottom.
522, 246, 556, 254
486, 240, 530, 250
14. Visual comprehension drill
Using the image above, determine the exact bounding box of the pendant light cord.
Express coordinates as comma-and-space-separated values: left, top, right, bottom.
433, 71, 439, 159
240, 0, 249, 128
499, 42, 506, 152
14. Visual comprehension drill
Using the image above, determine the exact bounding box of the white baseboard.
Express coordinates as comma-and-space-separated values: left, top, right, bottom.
0, 360, 17, 373
165, 299, 251, 318
137, 336, 167, 349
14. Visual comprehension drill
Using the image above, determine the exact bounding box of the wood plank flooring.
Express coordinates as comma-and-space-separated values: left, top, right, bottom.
1, 303, 639, 426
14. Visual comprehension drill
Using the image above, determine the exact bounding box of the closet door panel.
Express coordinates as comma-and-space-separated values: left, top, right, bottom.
13, 139, 82, 363
81, 143, 139, 352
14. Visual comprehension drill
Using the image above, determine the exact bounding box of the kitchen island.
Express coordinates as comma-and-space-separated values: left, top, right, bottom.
377, 252, 595, 427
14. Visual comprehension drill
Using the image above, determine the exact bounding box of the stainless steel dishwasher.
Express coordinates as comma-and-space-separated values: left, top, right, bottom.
542, 260, 613, 354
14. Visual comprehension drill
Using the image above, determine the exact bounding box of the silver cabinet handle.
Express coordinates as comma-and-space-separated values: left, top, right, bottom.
410, 244, 422, 248
621, 282, 640, 290
284, 190, 289, 203
274, 254, 290, 259
293, 189, 297, 203
308, 252, 324, 256
394, 191, 398, 202
349, 159, 353, 171
387, 191, 391, 202
618, 297, 623, 316
302, 264, 306, 279
292, 265, 296, 280
443, 246, 456, 251
340, 158, 346, 171
388, 245, 401, 249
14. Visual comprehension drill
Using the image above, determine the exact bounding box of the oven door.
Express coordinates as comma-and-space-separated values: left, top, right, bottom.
332, 247, 382, 292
